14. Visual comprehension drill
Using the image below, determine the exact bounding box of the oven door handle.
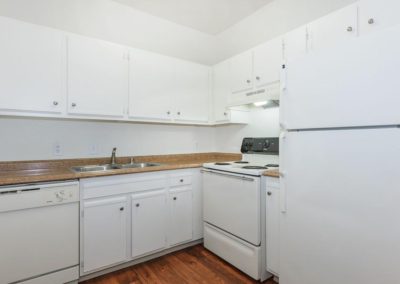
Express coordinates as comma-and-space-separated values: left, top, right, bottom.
201, 169, 255, 182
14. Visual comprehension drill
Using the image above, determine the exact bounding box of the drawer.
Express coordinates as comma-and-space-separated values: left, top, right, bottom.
204, 223, 261, 280
169, 174, 192, 187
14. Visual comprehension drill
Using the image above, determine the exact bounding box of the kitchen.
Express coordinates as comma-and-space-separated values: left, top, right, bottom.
0, 0, 399, 283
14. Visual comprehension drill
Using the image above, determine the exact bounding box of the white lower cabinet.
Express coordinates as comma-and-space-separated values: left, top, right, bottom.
266, 177, 280, 276
131, 190, 167, 258
80, 169, 202, 275
83, 196, 128, 273
168, 188, 193, 246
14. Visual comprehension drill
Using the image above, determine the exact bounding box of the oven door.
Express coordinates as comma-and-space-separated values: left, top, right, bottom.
202, 169, 260, 245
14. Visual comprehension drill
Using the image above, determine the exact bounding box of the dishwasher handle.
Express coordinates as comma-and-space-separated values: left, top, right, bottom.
201, 169, 256, 182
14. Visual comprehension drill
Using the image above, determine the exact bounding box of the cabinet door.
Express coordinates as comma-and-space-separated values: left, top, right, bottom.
131, 190, 167, 258
83, 196, 128, 273
169, 188, 193, 246
266, 181, 280, 276
229, 51, 253, 93
173, 60, 210, 122
359, 0, 400, 35
212, 61, 231, 122
67, 35, 128, 117
129, 49, 174, 121
282, 26, 308, 63
308, 4, 358, 52
0, 17, 64, 114
253, 37, 283, 88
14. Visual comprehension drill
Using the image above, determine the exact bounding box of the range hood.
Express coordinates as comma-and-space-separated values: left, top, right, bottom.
228, 81, 280, 107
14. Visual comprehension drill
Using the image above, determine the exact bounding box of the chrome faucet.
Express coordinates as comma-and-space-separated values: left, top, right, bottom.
111, 147, 117, 165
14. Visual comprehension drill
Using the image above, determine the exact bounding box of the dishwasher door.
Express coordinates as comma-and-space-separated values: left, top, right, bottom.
202, 169, 261, 245
0, 181, 79, 284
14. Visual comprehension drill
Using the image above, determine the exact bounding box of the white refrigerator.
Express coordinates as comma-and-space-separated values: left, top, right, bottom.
279, 24, 400, 284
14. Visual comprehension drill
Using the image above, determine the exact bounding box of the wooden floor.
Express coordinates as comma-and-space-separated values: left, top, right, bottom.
81, 245, 277, 284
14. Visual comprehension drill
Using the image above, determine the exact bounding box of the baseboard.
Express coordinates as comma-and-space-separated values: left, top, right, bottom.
79, 239, 203, 282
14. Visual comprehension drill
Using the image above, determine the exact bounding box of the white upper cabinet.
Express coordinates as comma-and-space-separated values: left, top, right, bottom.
253, 37, 283, 88
67, 35, 129, 118
212, 60, 250, 124
229, 51, 254, 94
308, 4, 358, 52
129, 49, 209, 123
173, 60, 210, 123
282, 25, 308, 63
0, 17, 65, 114
359, 0, 400, 35
212, 61, 232, 122
129, 49, 174, 121
228, 37, 282, 106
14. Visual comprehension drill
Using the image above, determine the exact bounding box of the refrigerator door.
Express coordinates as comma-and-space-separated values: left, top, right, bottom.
280, 128, 400, 284
281, 24, 400, 130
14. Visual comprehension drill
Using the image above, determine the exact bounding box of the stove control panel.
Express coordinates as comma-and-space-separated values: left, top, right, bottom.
241, 137, 279, 154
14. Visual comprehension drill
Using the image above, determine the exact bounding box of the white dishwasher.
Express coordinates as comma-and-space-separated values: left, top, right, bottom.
0, 181, 80, 284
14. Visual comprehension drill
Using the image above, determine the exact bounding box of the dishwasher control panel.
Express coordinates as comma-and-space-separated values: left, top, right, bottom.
0, 181, 79, 213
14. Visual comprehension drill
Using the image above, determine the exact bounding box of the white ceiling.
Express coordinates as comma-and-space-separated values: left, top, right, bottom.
113, 0, 274, 35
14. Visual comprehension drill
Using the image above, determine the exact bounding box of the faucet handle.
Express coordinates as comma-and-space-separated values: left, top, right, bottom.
130, 157, 135, 164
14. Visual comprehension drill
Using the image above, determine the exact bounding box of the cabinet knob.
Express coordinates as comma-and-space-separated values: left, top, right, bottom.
173, 197, 177, 201
346, 26, 353, 32
256, 76, 260, 81
267, 191, 272, 196
180, 179, 184, 182
53, 101, 59, 106
71, 103, 77, 107
368, 18, 375, 25
246, 79, 251, 84
120, 207, 124, 211
177, 111, 181, 115
223, 112, 228, 116
167, 111, 171, 115
136, 203, 140, 207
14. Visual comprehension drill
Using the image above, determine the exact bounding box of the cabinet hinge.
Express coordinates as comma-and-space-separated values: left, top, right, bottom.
81, 211, 84, 218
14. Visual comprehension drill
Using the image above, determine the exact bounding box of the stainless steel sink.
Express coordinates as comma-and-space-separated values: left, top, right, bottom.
71, 162, 163, 173
119, 162, 162, 169
71, 164, 121, 172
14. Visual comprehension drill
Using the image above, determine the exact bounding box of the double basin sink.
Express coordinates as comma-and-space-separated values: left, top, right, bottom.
71, 162, 163, 173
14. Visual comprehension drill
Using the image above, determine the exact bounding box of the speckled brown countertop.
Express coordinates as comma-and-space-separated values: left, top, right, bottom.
263, 169, 279, 178
0, 153, 242, 186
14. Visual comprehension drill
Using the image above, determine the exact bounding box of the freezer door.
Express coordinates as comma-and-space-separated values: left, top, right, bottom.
281, 24, 400, 130
280, 128, 400, 284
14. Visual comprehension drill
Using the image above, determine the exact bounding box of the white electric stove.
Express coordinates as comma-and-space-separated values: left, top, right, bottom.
203, 137, 279, 176
202, 137, 279, 282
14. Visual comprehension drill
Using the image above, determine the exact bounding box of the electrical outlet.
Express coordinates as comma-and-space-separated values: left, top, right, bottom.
88, 144, 99, 155
53, 142, 62, 156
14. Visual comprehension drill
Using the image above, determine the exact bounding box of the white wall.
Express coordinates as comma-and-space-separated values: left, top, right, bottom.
214, 0, 357, 61
0, 0, 216, 64
214, 107, 280, 153
0, 118, 215, 161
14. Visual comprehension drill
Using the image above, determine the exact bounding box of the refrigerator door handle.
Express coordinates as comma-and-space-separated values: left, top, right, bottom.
279, 131, 287, 213
279, 171, 287, 213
